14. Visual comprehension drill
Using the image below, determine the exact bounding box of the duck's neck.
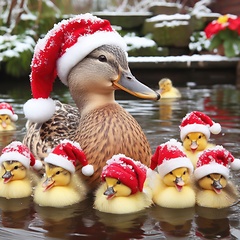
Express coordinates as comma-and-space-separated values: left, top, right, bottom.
71, 91, 116, 117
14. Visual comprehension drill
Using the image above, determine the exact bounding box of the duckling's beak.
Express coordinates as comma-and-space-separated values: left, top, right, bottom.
174, 177, 184, 192
2, 171, 13, 183
42, 177, 55, 192
212, 179, 223, 194
1, 121, 7, 129
113, 69, 160, 100
104, 186, 116, 199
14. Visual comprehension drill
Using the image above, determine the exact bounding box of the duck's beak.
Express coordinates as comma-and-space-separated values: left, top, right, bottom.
113, 69, 160, 100
2, 171, 13, 183
42, 177, 55, 192
104, 186, 116, 199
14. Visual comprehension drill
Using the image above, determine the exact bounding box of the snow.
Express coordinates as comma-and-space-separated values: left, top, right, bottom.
128, 55, 240, 63
146, 14, 190, 22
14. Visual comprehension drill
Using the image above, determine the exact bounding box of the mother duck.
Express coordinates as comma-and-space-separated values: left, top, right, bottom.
23, 13, 159, 189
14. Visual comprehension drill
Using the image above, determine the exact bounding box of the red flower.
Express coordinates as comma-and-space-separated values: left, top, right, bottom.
204, 21, 227, 39
228, 17, 240, 34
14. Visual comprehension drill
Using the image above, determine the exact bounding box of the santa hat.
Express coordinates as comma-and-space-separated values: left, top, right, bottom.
44, 140, 94, 176
179, 111, 221, 141
150, 139, 194, 178
0, 141, 42, 170
0, 102, 18, 121
23, 13, 126, 124
101, 154, 147, 195
194, 145, 240, 180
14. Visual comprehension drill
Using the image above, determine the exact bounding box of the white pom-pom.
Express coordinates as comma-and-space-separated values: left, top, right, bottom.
12, 114, 18, 122
210, 123, 221, 134
33, 160, 43, 171
230, 158, 240, 171
82, 164, 94, 176
23, 98, 56, 123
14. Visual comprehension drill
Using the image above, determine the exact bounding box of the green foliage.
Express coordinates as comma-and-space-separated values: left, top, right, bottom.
208, 29, 240, 57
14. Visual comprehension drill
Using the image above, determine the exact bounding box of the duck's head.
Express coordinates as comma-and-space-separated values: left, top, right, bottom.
42, 163, 72, 191
23, 14, 160, 124
197, 173, 227, 194
103, 177, 132, 199
163, 167, 190, 192
68, 44, 160, 112
1, 161, 27, 183
183, 132, 208, 152
0, 114, 15, 131
158, 78, 172, 94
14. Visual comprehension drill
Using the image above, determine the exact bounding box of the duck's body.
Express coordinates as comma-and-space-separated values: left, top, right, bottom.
0, 161, 38, 199
150, 168, 196, 209
23, 45, 159, 189
195, 173, 238, 208
34, 163, 87, 208
182, 132, 215, 168
94, 177, 152, 214
158, 78, 181, 99
0, 114, 16, 131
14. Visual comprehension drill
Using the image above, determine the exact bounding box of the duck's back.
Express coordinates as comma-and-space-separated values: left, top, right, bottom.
75, 103, 151, 189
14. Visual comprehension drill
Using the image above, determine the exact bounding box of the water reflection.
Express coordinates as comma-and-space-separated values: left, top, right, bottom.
0, 82, 240, 239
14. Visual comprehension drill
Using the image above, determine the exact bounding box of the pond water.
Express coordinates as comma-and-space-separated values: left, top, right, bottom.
0, 80, 240, 239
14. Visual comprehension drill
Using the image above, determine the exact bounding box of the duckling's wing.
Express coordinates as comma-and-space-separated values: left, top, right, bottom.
23, 100, 80, 160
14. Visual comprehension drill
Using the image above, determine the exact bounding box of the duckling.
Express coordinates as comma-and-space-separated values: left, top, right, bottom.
0, 141, 42, 199
194, 146, 239, 208
158, 78, 181, 98
182, 132, 215, 167
0, 102, 18, 131
180, 111, 222, 168
94, 154, 153, 214
22, 14, 160, 190
34, 140, 93, 208
149, 139, 195, 208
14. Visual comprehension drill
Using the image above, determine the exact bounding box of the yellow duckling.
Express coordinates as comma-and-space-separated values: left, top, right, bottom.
149, 139, 195, 208
180, 111, 221, 167
194, 146, 240, 208
22, 14, 159, 190
0, 102, 18, 131
94, 154, 153, 214
0, 141, 42, 199
158, 78, 181, 98
34, 140, 94, 208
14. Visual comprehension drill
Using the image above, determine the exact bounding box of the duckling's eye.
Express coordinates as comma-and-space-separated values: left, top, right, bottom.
169, 171, 173, 175
14, 165, 19, 170
186, 136, 190, 139
56, 171, 61, 175
98, 55, 107, 62
198, 135, 202, 139
183, 171, 186, 175
207, 175, 211, 178
116, 180, 121, 184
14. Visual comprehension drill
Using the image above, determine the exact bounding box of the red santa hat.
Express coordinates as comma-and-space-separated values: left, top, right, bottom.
101, 154, 147, 195
23, 13, 126, 123
179, 111, 221, 141
0, 141, 42, 170
44, 140, 94, 176
194, 145, 240, 180
150, 139, 194, 178
0, 102, 18, 121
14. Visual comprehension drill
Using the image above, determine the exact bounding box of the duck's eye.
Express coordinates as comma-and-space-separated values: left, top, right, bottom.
198, 135, 202, 139
98, 55, 107, 62
186, 136, 190, 139
207, 175, 211, 178
116, 180, 121, 184
56, 171, 61, 175
183, 171, 186, 175
14, 165, 19, 170
169, 171, 173, 175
